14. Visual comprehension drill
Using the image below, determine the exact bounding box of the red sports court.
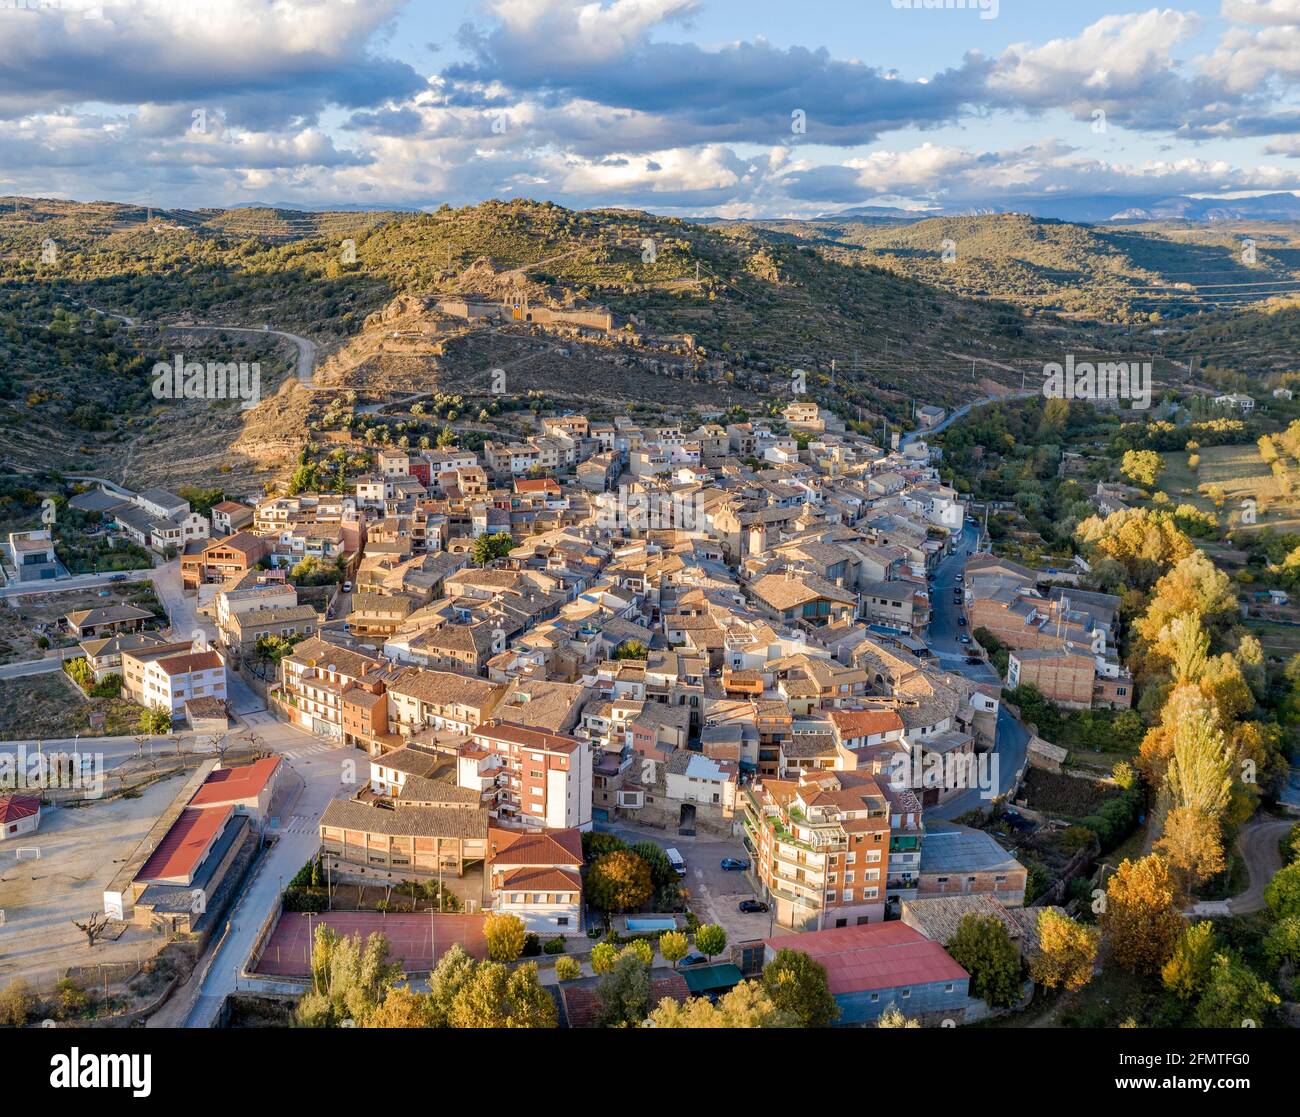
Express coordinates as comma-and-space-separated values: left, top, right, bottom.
253, 911, 487, 976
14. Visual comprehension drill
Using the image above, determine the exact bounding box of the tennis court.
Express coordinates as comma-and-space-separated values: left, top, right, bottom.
253, 910, 487, 976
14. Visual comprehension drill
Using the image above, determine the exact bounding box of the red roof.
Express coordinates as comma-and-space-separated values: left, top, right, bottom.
0, 795, 41, 824
765, 922, 967, 995
137, 805, 233, 884
828, 709, 905, 738
190, 757, 281, 807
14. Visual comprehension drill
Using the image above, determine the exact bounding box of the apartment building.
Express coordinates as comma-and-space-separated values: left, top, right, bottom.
387, 669, 506, 736
460, 722, 593, 831
745, 768, 891, 932
136, 649, 228, 722
487, 826, 584, 935
278, 638, 391, 741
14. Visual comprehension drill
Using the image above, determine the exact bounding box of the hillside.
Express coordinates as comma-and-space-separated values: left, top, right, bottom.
729, 213, 1300, 323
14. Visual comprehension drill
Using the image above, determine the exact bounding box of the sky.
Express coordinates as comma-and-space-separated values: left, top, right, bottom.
2, 0, 1300, 217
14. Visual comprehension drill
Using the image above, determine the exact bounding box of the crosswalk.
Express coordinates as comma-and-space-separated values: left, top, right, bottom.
279, 742, 336, 761
277, 814, 319, 836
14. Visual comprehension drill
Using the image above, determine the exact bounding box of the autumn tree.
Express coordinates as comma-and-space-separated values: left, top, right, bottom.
876, 1005, 920, 1028
947, 914, 1022, 1007
483, 912, 527, 962
586, 850, 653, 913
648, 981, 792, 1028
1101, 855, 1183, 975
694, 923, 727, 959
762, 948, 840, 1028
1156, 806, 1226, 896
1121, 449, 1163, 488
1161, 921, 1218, 1001
590, 942, 619, 975
298, 927, 401, 1027
365, 986, 436, 1028
659, 930, 689, 967
447, 961, 556, 1029
1029, 909, 1098, 992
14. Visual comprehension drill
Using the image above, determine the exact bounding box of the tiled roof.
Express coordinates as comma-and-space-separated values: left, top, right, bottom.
765, 922, 968, 995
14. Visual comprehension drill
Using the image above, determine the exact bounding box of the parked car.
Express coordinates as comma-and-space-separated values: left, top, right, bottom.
958, 634, 972, 644
739, 899, 770, 913
341, 581, 352, 593
965, 656, 983, 665
679, 952, 708, 967
109, 573, 128, 582
720, 857, 750, 871
957, 616, 967, 626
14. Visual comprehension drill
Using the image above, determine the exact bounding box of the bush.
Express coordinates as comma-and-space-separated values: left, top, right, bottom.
543, 937, 566, 955
484, 913, 528, 962
521, 933, 542, 957
0, 979, 34, 1027
282, 887, 327, 913
554, 955, 581, 982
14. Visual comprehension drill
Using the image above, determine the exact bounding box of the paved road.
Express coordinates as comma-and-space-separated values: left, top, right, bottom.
0, 647, 82, 679
926, 521, 998, 684
900, 390, 1036, 447
927, 706, 1030, 820
1226, 817, 1294, 915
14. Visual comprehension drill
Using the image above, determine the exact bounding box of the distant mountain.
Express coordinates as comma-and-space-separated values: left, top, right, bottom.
812, 192, 1300, 225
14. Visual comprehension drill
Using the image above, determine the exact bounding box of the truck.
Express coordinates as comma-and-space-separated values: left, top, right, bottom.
665, 847, 687, 877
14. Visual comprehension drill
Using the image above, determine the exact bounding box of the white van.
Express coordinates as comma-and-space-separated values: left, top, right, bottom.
665, 847, 687, 876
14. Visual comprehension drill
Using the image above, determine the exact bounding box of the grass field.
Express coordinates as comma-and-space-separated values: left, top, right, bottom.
1157, 442, 1300, 533
0, 672, 144, 739
1245, 619, 1300, 658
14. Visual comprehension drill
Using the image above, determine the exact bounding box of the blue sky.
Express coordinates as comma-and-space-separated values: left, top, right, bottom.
1, 0, 1299, 217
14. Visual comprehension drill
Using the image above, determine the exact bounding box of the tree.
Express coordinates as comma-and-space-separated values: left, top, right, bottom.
614, 640, 649, 661
1264, 861, 1300, 920
137, 707, 171, 735
1156, 806, 1226, 896
472, 531, 515, 567
1121, 449, 1163, 488
554, 955, 582, 982
1263, 916, 1300, 973
630, 841, 676, 890
447, 961, 556, 1029
1194, 953, 1281, 1028
484, 912, 527, 962
876, 1005, 920, 1028
297, 927, 401, 1027
694, 923, 727, 959
620, 939, 654, 966
659, 930, 689, 968
586, 850, 653, 913
72, 912, 109, 949
590, 942, 619, 975
1029, 909, 1098, 992
649, 981, 792, 1028
596, 952, 652, 1028
426, 943, 478, 1026
947, 914, 1022, 1007
762, 948, 840, 1027
364, 986, 436, 1028
1162, 921, 1218, 1001
1101, 855, 1183, 975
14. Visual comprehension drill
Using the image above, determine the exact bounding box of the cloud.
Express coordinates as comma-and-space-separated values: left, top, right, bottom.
0, 0, 424, 126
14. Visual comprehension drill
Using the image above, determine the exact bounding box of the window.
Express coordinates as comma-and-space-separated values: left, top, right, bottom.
870, 992, 879, 1003
901, 988, 911, 999
945, 983, 955, 993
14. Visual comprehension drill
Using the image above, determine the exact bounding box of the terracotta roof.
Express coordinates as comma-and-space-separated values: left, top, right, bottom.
765, 922, 968, 995
155, 650, 224, 676
0, 795, 41, 824
489, 826, 583, 867
189, 757, 281, 807
137, 805, 233, 884
497, 866, 582, 891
